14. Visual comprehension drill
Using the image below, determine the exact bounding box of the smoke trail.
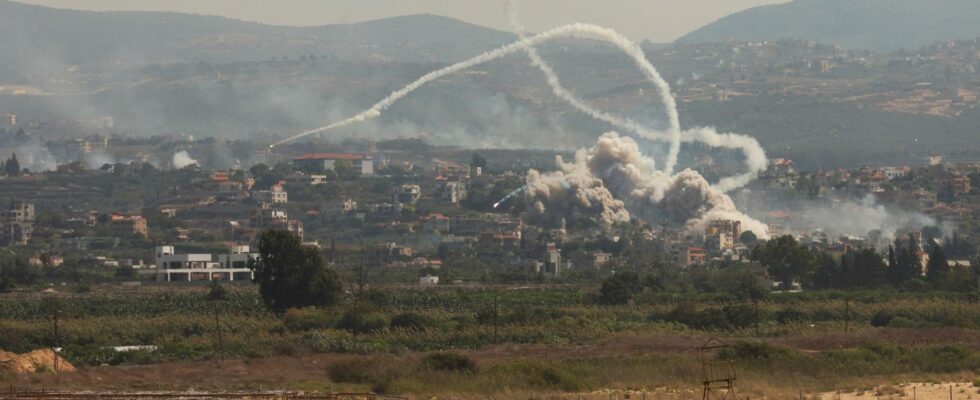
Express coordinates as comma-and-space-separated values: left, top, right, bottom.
504, 1, 767, 190
504, 1, 681, 174
493, 186, 528, 209
270, 23, 684, 149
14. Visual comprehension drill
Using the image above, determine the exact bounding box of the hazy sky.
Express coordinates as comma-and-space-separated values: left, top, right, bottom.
17, 0, 788, 42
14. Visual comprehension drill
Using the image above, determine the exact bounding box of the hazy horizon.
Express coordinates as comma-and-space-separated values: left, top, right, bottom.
13, 0, 788, 42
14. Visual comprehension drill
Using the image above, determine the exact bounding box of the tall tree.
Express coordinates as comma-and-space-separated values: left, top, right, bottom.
813, 253, 839, 290
5, 153, 20, 176
249, 230, 342, 311
751, 235, 817, 290
925, 242, 950, 285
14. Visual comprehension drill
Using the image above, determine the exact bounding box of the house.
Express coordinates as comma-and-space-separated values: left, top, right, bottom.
677, 247, 707, 267
440, 181, 467, 204
252, 182, 288, 204
419, 275, 439, 287
543, 242, 562, 277
0, 201, 34, 245
420, 214, 450, 233
591, 251, 612, 268
143, 245, 254, 283
392, 184, 421, 204
293, 153, 374, 176
110, 213, 148, 237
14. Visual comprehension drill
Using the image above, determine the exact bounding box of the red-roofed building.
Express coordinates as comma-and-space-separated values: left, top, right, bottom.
293, 153, 374, 176
110, 213, 148, 238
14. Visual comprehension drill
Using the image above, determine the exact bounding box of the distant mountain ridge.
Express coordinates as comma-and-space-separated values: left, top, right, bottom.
677, 0, 980, 51
0, 0, 516, 78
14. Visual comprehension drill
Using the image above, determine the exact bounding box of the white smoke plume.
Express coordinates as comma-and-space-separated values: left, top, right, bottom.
527, 132, 768, 238
172, 151, 199, 169
795, 195, 948, 246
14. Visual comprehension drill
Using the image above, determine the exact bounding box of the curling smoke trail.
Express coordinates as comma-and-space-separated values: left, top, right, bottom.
504, 0, 766, 191
270, 23, 682, 149
505, 1, 681, 175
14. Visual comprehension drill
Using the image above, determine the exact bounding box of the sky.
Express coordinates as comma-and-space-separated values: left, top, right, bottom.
16, 0, 788, 42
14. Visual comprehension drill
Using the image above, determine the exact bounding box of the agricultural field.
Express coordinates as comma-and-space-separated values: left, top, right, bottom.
1, 285, 978, 399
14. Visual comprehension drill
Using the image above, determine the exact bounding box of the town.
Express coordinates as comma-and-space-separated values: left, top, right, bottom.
1, 122, 977, 292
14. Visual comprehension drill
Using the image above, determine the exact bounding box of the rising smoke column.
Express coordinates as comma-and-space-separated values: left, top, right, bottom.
527, 132, 769, 237
172, 151, 199, 169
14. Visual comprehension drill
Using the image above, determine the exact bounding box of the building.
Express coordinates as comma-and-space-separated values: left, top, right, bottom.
216, 245, 258, 269
292, 153, 374, 176
110, 213, 148, 238
251, 204, 304, 240
420, 275, 439, 287
1, 113, 15, 127
675, 246, 707, 267
0, 201, 34, 245
420, 214, 450, 234
392, 184, 421, 204
252, 182, 288, 204
591, 251, 613, 268
938, 174, 971, 198
440, 181, 467, 204
543, 242, 562, 277
143, 245, 255, 283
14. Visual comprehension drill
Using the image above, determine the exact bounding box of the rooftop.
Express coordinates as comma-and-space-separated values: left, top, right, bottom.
293, 153, 366, 161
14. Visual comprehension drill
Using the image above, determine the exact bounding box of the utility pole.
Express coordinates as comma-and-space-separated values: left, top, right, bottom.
753, 298, 760, 337
844, 299, 850, 333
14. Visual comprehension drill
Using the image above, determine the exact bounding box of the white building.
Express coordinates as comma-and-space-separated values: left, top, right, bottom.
420, 275, 439, 287
143, 246, 254, 283
252, 184, 288, 204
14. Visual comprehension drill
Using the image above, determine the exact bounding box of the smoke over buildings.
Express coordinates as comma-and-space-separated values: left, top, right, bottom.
526, 132, 769, 237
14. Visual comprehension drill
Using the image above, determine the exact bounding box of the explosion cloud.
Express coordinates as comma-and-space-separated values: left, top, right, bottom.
526, 132, 769, 237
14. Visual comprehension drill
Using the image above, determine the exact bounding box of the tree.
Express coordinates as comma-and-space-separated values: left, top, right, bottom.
925, 243, 950, 285
889, 235, 922, 285
813, 253, 839, 290
739, 231, 758, 247
334, 160, 359, 181
598, 271, 643, 304
470, 153, 487, 170
249, 230, 342, 311
750, 235, 817, 290
5, 153, 21, 176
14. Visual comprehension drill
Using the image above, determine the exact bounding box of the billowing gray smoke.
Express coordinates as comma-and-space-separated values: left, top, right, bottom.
527, 132, 769, 238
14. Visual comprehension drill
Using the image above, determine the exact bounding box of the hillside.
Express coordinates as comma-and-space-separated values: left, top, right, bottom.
0, 1, 515, 78
676, 0, 980, 51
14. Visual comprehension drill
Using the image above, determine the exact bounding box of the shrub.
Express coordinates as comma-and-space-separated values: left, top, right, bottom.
327, 357, 403, 388
390, 312, 428, 331
870, 310, 893, 327
719, 341, 790, 361
334, 308, 388, 333
421, 352, 477, 373
283, 308, 334, 331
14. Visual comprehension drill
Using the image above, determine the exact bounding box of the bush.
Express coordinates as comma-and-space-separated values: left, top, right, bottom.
283, 308, 334, 331
390, 312, 428, 331
719, 341, 790, 361
870, 310, 894, 327
421, 352, 477, 373
334, 307, 388, 333
327, 357, 402, 388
